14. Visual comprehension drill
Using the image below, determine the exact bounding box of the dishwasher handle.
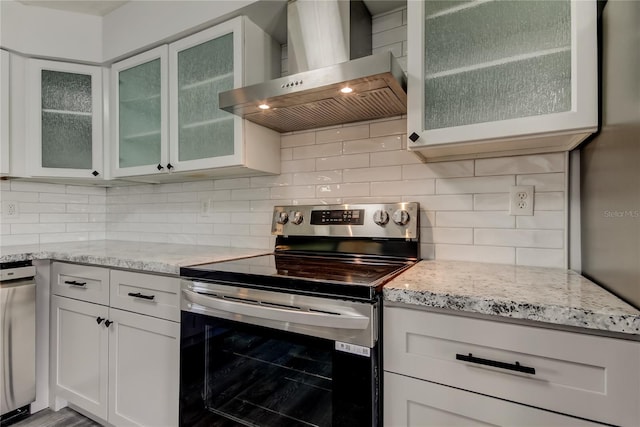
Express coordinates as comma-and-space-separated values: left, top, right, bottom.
182, 289, 369, 330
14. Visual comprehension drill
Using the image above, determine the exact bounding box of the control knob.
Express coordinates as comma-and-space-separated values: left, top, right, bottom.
276, 211, 289, 225
373, 210, 389, 226
392, 209, 410, 226
291, 211, 304, 225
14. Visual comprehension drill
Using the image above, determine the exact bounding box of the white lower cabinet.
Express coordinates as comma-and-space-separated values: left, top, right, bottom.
51, 296, 109, 419
50, 263, 180, 427
108, 308, 179, 427
384, 372, 598, 427
384, 306, 640, 426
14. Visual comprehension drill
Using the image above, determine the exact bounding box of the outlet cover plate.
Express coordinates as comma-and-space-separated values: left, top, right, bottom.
509, 185, 534, 216
1, 200, 19, 219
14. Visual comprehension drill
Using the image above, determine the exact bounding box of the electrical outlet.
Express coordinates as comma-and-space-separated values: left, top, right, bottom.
509, 185, 534, 216
1, 200, 19, 219
199, 199, 213, 217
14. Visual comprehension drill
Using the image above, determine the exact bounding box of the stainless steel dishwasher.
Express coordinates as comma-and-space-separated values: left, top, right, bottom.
0, 261, 36, 425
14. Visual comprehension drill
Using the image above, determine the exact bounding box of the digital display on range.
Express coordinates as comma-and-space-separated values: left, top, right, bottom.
310, 209, 365, 225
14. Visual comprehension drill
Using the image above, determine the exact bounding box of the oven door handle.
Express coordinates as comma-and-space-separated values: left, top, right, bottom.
182, 289, 370, 330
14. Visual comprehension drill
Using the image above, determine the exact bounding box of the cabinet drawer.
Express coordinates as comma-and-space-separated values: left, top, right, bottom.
384, 372, 600, 427
110, 270, 180, 322
51, 262, 110, 305
384, 307, 640, 427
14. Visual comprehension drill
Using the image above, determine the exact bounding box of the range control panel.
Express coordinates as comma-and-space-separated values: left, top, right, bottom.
310, 209, 365, 225
271, 203, 419, 240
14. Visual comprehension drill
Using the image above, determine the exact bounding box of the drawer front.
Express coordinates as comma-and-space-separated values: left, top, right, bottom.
110, 270, 180, 322
384, 372, 600, 427
51, 262, 110, 305
384, 307, 640, 427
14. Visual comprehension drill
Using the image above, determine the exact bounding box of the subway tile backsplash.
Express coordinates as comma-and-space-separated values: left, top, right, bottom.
0, 117, 569, 268
0, 6, 568, 268
0, 180, 106, 246
98, 117, 568, 268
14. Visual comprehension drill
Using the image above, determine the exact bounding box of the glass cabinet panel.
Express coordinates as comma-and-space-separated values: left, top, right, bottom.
41, 70, 93, 169
423, 0, 572, 130
118, 59, 162, 169
177, 32, 235, 162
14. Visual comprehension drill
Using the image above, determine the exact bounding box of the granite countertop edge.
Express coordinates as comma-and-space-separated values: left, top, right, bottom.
2, 250, 197, 275
382, 260, 640, 337
383, 287, 640, 336
0, 241, 270, 275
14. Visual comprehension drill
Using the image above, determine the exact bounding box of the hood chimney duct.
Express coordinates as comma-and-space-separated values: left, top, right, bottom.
287, 0, 372, 74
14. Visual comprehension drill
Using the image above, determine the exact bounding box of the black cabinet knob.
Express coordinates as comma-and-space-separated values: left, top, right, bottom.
105, 320, 113, 328
96, 317, 105, 325
409, 132, 420, 143
157, 164, 164, 171
166, 163, 174, 170
92, 170, 100, 176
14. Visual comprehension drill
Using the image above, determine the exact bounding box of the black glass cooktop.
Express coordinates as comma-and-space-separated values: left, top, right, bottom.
180, 253, 415, 301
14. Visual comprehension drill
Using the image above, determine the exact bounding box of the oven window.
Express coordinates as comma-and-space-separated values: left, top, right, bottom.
204, 323, 332, 426
181, 312, 376, 427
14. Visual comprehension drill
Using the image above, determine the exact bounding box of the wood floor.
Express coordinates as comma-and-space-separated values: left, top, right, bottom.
10, 408, 102, 427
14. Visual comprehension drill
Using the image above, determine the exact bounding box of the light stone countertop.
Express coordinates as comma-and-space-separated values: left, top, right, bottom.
4, 242, 638, 336
0, 240, 269, 274
383, 260, 640, 336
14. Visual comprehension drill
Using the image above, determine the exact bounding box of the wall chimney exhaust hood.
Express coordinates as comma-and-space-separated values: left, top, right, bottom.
218, 0, 407, 133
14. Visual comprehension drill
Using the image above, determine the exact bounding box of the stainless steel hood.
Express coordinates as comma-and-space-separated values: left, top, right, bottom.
219, 0, 407, 133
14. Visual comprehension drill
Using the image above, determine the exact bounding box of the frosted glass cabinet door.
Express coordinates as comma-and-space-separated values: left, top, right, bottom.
27, 59, 103, 179
169, 18, 243, 172
0, 50, 9, 176
407, 0, 597, 155
111, 46, 168, 178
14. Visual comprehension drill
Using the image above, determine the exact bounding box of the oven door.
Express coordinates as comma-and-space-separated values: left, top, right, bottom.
180, 281, 380, 427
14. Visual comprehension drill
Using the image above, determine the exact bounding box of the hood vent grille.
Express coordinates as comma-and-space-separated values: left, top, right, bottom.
219, 52, 407, 133
243, 86, 405, 133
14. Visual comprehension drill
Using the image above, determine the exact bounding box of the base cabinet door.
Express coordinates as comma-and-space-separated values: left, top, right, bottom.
51, 296, 109, 420
384, 372, 599, 427
108, 308, 180, 427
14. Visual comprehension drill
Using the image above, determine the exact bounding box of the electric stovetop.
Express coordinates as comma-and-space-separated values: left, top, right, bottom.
180, 253, 415, 301
182, 203, 420, 301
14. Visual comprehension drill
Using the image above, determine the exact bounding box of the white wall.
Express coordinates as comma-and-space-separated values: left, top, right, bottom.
0, 0, 103, 63
0, 0, 282, 64
102, 0, 281, 62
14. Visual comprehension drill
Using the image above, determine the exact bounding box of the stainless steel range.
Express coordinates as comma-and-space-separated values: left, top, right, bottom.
179, 202, 419, 427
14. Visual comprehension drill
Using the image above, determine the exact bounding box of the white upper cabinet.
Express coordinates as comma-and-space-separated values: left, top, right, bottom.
407, 0, 598, 161
27, 59, 104, 179
0, 50, 9, 176
169, 21, 239, 172
111, 46, 169, 177
112, 16, 280, 180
